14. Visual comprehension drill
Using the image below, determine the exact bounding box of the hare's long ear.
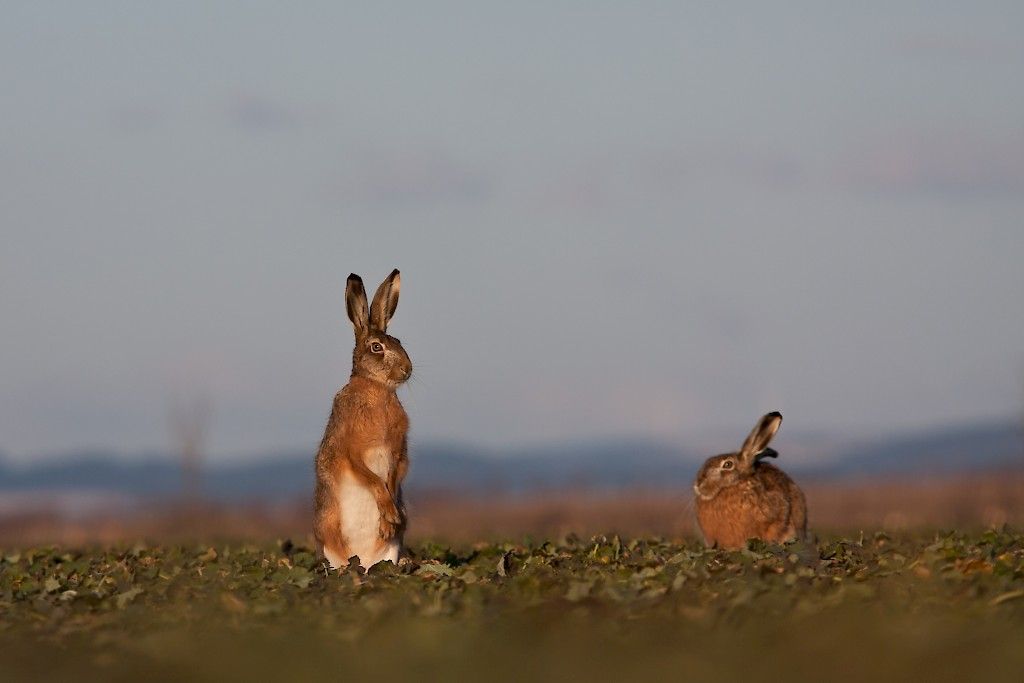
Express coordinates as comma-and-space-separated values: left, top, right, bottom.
369, 269, 401, 332
738, 412, 782, 469
346, 274, 370, 338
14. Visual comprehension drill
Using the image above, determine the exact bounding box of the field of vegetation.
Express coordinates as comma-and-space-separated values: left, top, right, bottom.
3, 531, 1024, 681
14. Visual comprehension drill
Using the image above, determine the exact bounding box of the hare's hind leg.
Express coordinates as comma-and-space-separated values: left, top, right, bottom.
314, 477, 347, 569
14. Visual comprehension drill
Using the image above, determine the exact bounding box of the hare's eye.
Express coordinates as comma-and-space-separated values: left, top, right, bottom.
370, 342, 384, 353
721, 460, 734, 470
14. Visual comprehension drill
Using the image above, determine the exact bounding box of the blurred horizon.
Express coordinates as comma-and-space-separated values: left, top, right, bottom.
0, 410, 1020, 466
3, 3, 1024, 462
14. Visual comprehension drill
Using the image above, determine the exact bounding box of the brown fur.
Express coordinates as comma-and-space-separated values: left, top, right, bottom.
313, 270, 412, 567
693, 412, 808, 549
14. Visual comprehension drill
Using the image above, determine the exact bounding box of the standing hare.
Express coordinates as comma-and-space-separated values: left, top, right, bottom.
314, 269, 412, 569
693, 411, 807, 549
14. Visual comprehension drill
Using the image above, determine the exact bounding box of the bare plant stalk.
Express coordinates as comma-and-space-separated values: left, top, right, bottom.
168, 396, 211, 507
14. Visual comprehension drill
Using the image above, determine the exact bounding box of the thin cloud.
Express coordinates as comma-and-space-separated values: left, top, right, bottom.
110, 103, 166, 132
226, 94, 299, 131
534, 171, 612, 214
533, 146, 806, 213
895, 34, 1012, 61
636, 146, 805, 191
839, 132, 1024, 198
339, 149, 496, 209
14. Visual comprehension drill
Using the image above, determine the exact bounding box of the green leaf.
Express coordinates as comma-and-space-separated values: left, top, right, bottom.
989, 590, 1024, 606
496, 551, 512, 578
115, 587, 143, 609
288, 568, 314, 589
196, 547, 218, 563
566, 580, 594, 602
415, 562, 454, 578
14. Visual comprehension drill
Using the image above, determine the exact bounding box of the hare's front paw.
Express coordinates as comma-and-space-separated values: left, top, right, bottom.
377, 500, 402, 539
381, 501, 402, 525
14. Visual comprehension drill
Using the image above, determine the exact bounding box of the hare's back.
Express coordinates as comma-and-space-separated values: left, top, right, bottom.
753, 461, 797, 491
754, 462, 807, 538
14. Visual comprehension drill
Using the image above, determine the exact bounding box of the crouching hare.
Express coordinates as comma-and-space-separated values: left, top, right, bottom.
314, 269, 412, 569
693, 412, 807, 549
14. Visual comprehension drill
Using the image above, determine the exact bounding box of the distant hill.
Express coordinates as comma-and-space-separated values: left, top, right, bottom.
0, 419, 1020, 501
0, 439, 697, 501
796, 419, 1024, 479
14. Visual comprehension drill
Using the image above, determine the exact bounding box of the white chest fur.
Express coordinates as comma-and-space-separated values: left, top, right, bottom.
336, 446, 400, 569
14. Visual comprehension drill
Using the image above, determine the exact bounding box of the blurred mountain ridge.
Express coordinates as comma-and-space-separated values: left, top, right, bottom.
0, 418, 1020, 501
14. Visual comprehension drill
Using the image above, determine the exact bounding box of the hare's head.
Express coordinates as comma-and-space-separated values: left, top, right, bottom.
693, 412, 782, 501
346, 269, 412, 387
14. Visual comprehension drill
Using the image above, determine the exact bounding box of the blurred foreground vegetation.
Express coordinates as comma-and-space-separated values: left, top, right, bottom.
2, 531, 1024, 681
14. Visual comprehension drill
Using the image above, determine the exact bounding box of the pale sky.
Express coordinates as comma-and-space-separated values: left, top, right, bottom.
2, 3, 1023, 460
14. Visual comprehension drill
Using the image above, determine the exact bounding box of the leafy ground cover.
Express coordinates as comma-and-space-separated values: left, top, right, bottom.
2, 531, 1024, 681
